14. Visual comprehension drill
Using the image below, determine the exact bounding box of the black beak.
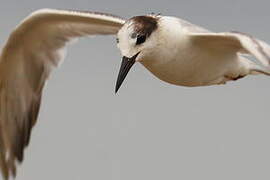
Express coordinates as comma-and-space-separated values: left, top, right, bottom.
115, 52, 140, 93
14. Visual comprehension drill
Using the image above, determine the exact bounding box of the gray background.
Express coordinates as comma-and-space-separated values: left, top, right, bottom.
1, 0, 270, 180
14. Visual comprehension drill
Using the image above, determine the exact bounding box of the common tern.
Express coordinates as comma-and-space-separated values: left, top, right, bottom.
1, 8, 270, 179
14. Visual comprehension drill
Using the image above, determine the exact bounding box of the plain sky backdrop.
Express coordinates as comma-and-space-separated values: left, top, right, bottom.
1, 0, 270, 180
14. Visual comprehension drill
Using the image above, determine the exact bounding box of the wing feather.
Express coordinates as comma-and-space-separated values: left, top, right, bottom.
178, 17, 270, 67
0, 8, 125, 179
188, 31, 270, 67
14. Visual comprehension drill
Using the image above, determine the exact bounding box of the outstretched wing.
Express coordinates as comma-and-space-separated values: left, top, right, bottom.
187, 31, 270, 67
0, 8, 125, 179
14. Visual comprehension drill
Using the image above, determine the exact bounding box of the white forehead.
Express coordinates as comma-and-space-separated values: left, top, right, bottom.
117, 22, 139, 57
117, 20, 134, 39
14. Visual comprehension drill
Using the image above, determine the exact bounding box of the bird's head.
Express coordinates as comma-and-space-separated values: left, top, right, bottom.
115, 15, 160, 93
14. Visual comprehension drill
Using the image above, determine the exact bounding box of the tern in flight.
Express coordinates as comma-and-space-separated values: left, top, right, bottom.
1, 8, 270, 179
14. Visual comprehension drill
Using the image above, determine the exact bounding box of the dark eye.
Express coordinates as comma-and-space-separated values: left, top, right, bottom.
136, 35, 146, 45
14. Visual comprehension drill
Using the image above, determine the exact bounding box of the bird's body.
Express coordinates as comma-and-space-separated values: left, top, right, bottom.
1, 8, 270, 180
139, 16, 242, 86
117, 16, 266, 88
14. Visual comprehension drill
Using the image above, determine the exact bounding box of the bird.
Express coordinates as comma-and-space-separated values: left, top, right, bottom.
1, 8, 270, 180
115, 15, 270, 92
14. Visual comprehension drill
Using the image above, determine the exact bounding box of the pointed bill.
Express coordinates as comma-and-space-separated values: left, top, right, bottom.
115, 52, 140, 93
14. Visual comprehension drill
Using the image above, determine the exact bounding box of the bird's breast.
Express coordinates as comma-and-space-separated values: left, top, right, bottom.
140, 47, 232, 87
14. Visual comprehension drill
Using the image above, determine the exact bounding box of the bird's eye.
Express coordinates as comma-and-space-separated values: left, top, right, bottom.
136, 35, 146, 45
116, 38, 119, 43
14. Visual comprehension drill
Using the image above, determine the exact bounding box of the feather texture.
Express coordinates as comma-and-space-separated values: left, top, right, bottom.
0, 9, 125, 179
